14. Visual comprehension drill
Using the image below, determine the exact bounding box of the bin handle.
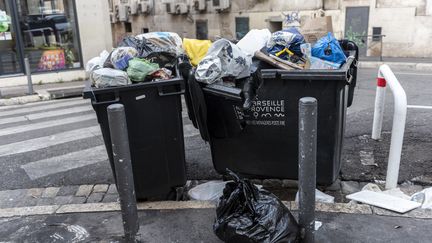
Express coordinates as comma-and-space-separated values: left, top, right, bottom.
91, 96, 120, 106
346, 68, 354, 85
158, 83, 185, 97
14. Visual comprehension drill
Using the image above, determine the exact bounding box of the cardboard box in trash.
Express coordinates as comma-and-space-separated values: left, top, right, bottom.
300, 16, 333, 44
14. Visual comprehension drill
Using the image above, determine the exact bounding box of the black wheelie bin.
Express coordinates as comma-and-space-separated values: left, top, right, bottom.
188, 41, 358, 185
84, 71, 186, 200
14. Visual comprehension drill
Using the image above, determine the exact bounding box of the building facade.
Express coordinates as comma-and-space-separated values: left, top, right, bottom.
0, 0, 112, 87
110, 0, 432, 58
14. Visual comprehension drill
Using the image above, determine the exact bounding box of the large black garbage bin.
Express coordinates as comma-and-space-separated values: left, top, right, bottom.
84, 77, 186, 200
190, 43, 357, 185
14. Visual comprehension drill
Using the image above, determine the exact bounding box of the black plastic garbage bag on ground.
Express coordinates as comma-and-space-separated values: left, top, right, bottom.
214, 171, 300, 243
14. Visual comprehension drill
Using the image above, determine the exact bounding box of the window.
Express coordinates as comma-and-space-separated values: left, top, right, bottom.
17, 0, 82, 72
196, 20, 208, 40
142, 28, 149, 33
372, 27, 382, 41
0, 0, 24, 75
235, 17, 249, 40
125, 22, 132, 33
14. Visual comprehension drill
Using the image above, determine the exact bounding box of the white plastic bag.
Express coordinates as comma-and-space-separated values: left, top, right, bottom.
188, 180, 263, 202
90, 68, 130, 88
195, 39, 252, 84
411, 187, 432, 209
85, 50, 109, 72
295, 189, 335, 204
110, 47, 138, 70
236, 29, 271, 57
188, 181, 229, 202
136, 32, 184, 56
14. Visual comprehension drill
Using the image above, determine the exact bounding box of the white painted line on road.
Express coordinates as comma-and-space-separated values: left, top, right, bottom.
0, 98, 87, 117
0, 106, 93, 125
0, 97, 84, 111
394, 72, 432, 76
0, 114, 96, 137
21, 145, 108, 180
0, 126, 101, 157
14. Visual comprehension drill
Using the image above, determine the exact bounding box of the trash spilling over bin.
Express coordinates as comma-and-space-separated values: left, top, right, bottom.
214, 170, 300, 243
188, 27, 358, 185
83, 32, 188, 200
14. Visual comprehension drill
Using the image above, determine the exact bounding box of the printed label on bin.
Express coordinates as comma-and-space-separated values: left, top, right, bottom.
234, 99, 286, 126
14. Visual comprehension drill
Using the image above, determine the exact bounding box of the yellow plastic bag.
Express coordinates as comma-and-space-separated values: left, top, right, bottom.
183, 38, 212, 66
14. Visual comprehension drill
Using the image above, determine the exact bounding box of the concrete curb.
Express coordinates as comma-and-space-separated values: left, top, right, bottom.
0, 86, 83, 106
0, 200, 431, 220
0, 94, 46, 106
358, 61, 432, 71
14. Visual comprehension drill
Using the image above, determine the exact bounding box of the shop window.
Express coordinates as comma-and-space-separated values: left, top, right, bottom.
17, 0, 82, 72
0, 0, 24, 75
196, 20, 208, 40
235, 17, 249, 40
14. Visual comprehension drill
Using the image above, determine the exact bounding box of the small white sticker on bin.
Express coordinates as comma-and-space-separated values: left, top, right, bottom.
135, 94, 146, 100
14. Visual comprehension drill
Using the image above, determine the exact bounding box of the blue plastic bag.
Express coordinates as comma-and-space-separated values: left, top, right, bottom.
312, 32, 346, 65
267, 27, 305, 59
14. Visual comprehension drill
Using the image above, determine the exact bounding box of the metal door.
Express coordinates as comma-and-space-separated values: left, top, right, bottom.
345, 7, 369, 57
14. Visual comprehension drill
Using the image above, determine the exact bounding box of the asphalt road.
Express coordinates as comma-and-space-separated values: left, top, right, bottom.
0, 68, 430, 191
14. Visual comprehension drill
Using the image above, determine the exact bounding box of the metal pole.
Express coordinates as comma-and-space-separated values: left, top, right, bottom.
107, 104, 139, 242
24, 58, 34, 95
298, 97, 317, 243
380, 37, 383, 62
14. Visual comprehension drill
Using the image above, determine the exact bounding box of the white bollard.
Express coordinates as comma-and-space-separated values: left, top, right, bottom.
375, 65, 408, 189
371, 73, 387, 140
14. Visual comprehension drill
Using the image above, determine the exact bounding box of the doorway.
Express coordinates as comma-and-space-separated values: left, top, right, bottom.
345, 7, 369, 57
196, 20, 208, 40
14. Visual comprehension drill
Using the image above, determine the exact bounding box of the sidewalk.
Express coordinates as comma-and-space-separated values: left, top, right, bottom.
0, 80, 85, 105
358, 56, 432, 71
0, 200, 431, 242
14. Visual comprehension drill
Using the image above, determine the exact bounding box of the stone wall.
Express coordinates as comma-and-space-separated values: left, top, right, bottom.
110, 0, 432, 57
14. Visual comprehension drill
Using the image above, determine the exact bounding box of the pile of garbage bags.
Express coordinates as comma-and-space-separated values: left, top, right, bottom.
86, 32, 185, 88
87, 28, 349, 89
192, 28, 348, 85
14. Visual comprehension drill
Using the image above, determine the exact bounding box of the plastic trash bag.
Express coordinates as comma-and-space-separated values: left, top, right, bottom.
267, 27, 305, 59
189, 181, 229, 202
183, 38, 212, 66
237, 29, 272, 57
312, 32, 347, 65
295, 189, 335, 204
151, 68, 173, 80
301, 43, 340, 69
126, 58, 159, 82
136, 32, 184, 56
110, 47, 138, 70
85, 50, 110, 72
188, 180, 264, 202
411, 187, 432, 209
118, 36, 174, 59
90, 68, 130, 88
195, 39, 252, 84
214, 171, 300, 243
